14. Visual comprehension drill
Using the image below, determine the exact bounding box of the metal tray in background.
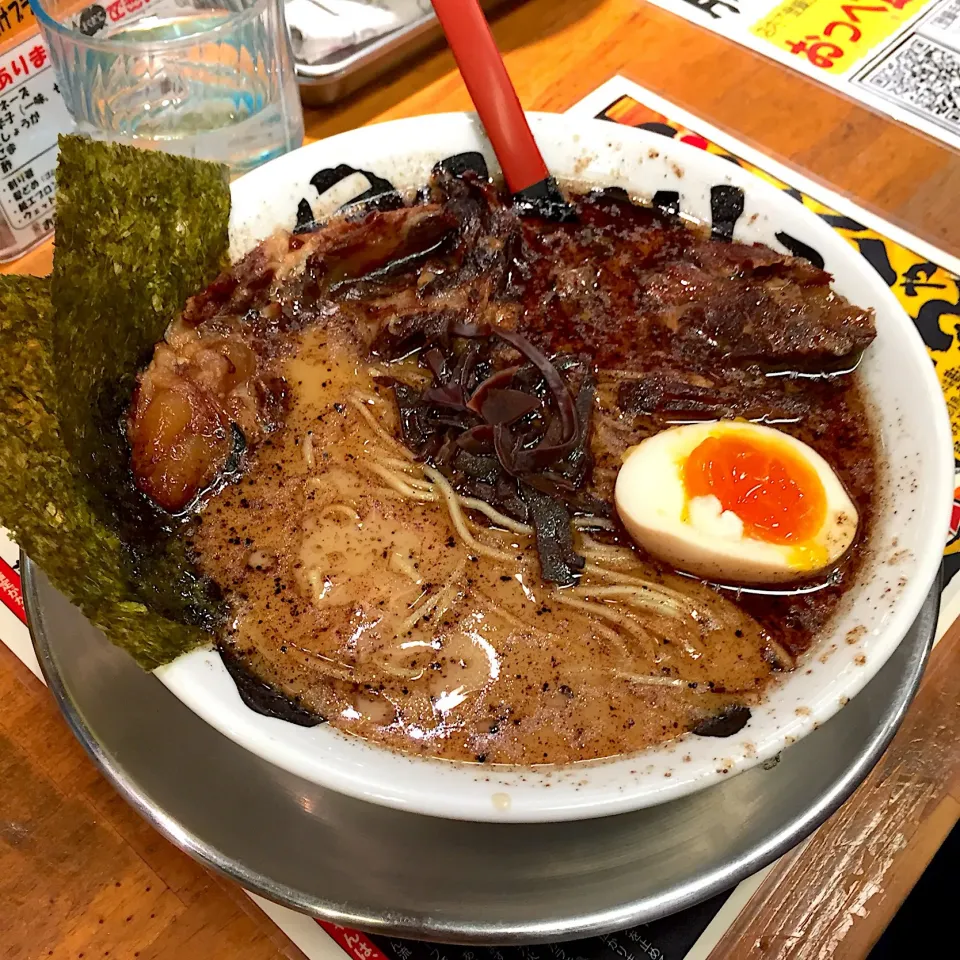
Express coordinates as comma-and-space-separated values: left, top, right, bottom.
295, 1, 516, 105
24, 557, 939, 945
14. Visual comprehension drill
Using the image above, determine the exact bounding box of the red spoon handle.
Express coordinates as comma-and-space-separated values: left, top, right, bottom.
431, 0, 549, 194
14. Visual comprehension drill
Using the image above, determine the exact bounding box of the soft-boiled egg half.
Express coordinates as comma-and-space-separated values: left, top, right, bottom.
615, 420, 858, 584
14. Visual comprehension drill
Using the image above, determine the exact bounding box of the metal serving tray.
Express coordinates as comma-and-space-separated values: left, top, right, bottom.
295, 1, 517, 105
24, 558, 938, 944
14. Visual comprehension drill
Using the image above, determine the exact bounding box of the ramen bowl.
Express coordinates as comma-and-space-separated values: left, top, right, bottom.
153, 113, 952, 822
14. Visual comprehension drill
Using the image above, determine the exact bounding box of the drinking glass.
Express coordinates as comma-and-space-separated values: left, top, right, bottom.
33, 0, 305, 174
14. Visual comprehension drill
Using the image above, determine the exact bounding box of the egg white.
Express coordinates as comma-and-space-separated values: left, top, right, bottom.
614, 421, 859, 584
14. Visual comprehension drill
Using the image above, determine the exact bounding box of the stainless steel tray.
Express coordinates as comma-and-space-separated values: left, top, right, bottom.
24, 558, 938, 944
295, 0, 515, 105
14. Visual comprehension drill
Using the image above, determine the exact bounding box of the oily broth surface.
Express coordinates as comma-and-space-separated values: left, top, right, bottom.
190, 326, 775, 765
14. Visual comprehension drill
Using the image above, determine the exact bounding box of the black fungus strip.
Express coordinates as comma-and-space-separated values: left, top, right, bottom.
495, 329, 577, 442
556, 366, 595, 488
389, 381, 432, 454
479, 388, 540, 425
422, 382, 466, 409
520, 483, 585, 585
455, 424, 495, 454
423, 347, 445, 379
466, 365, 521, 415
378, 325, 603, 585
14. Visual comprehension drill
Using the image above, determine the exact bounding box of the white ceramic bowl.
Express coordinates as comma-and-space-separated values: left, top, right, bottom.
155, 113, 953, 822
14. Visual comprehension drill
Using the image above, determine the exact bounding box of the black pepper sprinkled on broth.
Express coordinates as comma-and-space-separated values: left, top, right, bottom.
127, 171, 878, 765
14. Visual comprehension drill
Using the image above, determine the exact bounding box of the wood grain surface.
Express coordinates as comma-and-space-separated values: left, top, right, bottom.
0, 643, 310, 960
2, 1, 959, 957
709, 622, 960, 958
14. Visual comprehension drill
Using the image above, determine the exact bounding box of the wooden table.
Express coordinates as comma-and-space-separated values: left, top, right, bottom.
2, 1, 959, 957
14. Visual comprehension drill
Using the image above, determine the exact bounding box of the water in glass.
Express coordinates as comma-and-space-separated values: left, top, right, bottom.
35, 0, 304, 174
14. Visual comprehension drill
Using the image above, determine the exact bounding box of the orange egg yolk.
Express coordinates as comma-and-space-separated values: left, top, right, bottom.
683, 433, 827, 544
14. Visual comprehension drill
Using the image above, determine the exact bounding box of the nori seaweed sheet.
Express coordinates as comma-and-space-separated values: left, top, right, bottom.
0, 275, 207, 668
51, 135, 231, 634
0, 136, 235, 667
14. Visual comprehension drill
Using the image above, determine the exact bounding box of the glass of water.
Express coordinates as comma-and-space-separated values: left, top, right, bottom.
33, 0, 304, 175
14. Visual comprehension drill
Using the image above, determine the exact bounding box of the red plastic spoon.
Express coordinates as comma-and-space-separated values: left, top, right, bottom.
430, 0, 575, 220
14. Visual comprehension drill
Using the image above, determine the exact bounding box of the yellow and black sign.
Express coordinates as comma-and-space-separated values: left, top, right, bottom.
750, 0, 931, 73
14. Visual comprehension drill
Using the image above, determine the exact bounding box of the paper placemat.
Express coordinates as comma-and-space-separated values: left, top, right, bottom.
643, 0, 960, 153
2, 77, 958, 958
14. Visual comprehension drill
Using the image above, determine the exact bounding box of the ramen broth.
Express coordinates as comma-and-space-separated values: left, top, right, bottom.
132, 176, 879, 765
190, 327, 778, 764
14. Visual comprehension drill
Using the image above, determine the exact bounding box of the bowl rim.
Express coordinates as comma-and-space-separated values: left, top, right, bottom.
156, 111, 954, 822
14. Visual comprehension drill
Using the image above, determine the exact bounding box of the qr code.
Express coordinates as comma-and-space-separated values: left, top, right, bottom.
855, 35, 960, 135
